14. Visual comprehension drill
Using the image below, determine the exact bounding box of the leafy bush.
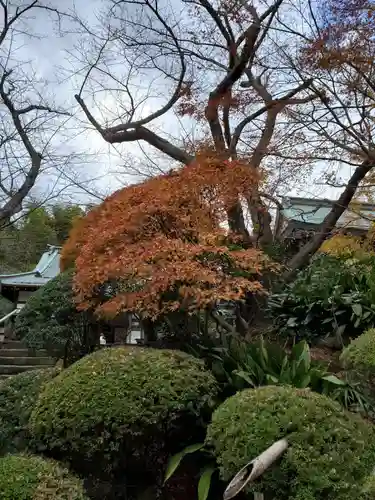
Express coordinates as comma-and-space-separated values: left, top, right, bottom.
15, 269, 97, 366
206, 386, 375, 500
0, 368, 58, 455
0, 296, 13, 320
340, 328, 375, 374
30, 347, 218, 486
268, 254, 375, 342
0, 454, 87, 499
360, 475, 375, 499
340, 329, 375, 403
193, 335, 370, 412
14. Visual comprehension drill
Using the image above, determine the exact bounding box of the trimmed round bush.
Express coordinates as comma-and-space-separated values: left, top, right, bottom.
0, 454, 87, 499
360, 475, 375, 499
0, 368, 58, 455
30, 347, 218, 479
340, 329, 375, 401
340, 329, 375, 374
206, 386, 375, 500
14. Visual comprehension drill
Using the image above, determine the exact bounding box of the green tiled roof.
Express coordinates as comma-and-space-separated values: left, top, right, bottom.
0, 246, 61, 288
281, 197, 375, 230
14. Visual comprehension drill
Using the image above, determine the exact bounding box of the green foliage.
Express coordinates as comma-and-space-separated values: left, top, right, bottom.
15, 270, 96, 366
0, 368, 58, 456
360, 475, 375, 499
268, 254, 375, 342
340, 329, 375, 405
30, 347, 218, 482
0, 296, 13, 319
165, 443, 205, 482
341, 328, 375, 375
0, 454, 87, 499
0, 204, 84, 273
193, 335, 370, 413
51, 205, 84, 243
206, 386, 375, 500
165, 443, 217, 500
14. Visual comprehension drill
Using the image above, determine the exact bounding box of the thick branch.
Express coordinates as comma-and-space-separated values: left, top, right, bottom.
284, 160, 374, 280
75, 93, 193, 164
230, 79, 314, 154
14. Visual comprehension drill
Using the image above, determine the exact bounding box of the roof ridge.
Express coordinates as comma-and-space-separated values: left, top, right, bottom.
35, 247, 60, 276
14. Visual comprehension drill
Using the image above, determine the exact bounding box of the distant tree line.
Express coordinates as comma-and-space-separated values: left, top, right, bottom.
0, 204, 86, 274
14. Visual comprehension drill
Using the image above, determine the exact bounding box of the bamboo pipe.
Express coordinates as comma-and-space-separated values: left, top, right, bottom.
223, 438, 288, 500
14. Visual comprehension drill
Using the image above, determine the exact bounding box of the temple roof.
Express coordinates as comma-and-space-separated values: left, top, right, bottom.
0, 245, 61, 288
281, 197, 375, 231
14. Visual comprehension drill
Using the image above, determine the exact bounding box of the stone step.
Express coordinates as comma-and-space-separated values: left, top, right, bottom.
0, 348, 48, 357
0, 356, 53, 366
0, 340, 25, 349
0, 365, 46, 375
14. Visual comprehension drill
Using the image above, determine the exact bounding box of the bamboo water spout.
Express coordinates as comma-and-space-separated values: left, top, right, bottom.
223, 438, 288, 500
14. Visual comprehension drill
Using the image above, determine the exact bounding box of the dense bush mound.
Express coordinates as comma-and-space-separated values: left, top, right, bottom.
15, 269, 97, 366
206, 386, 375, 500
30, 347, 218, 481
0, 454, 87, 499
341, 329, 375, 374
340, 329, 375, 402
0, 368, 58, 455
361, 475, 375, 499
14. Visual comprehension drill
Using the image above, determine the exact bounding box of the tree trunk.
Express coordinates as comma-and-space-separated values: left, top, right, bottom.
228, 201, 251, 242
248, 196, 273, 247
283, 160, 373, 280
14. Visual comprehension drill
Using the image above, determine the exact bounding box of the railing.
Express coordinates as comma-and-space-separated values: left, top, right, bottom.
0, 309, 18, 325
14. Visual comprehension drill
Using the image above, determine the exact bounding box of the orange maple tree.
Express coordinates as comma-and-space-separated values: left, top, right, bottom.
62, 156, 275, 320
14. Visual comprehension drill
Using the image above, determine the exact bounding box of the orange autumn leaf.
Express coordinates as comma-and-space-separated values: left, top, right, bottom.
61, 156, 275, 319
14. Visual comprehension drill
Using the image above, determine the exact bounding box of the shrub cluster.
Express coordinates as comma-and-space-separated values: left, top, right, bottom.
30, 347, 218, 479
340, 328, 375, 404
206, 386, 375, 500
0, 368, 58, 455
340, 328, 375, 375
14, 269, 96, 366
0, 454, 87, 499
268, 254, 375, 342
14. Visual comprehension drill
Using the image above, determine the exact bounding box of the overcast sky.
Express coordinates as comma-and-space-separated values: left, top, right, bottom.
1, 0, 347, 211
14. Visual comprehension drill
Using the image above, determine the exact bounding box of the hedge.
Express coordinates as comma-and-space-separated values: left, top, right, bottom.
0, 368, 58, 455
340, 329, 375, 402
30, 347, 218, 480
206, 386, 375, 500
0, 454, 87, 499
340, 329, 375, 374
14, 269, 96, 366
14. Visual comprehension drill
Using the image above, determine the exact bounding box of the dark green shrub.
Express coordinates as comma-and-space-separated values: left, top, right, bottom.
15, 269, 97, 366
0, 296, 13, 319
268, 254, 375, 343
0, 368, 58, 455
0, 454, 87, 499
30, 347, 218, 485
360, 475, 375, 499
340, 329, 375, 403
206, 386, 375, 500
340, 328, 375, 374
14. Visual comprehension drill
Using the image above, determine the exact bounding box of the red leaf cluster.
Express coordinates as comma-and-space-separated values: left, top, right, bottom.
302, 0, 375, 70
61, 157, 273, 319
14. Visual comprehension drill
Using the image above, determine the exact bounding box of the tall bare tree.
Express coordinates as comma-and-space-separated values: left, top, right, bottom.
71, 0, 375, 276
72, 0, 317, 241
0, 0, 106, 230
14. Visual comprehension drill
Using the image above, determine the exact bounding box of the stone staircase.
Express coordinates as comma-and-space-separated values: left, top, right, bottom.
0, 340, 54, 380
